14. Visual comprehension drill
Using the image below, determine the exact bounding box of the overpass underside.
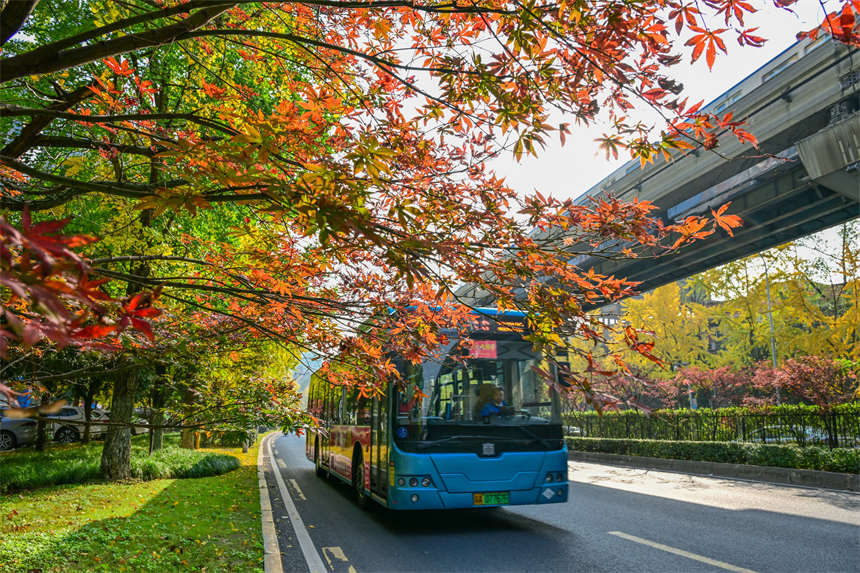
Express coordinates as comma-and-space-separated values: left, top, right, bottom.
459, 41, 860, 309
592, 161, 858, 296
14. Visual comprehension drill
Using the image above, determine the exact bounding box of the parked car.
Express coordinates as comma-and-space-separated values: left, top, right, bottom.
746, 426, 828, 445
49, 406, 110, 442
48, 407, 147, 443
0, 417, 37, 450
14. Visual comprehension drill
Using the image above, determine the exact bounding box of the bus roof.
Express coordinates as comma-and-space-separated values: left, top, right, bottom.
393, 306, 527, 319
470, 307, 526, 318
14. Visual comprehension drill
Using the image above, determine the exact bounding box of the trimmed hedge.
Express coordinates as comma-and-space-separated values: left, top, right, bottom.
563, 402, 860, 448
566, 437, 860, 474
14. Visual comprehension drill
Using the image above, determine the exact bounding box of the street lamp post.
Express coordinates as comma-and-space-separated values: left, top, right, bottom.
759, 254, 780, 404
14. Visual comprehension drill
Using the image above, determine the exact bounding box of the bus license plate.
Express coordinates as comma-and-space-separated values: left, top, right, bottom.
473, 492, 509, 506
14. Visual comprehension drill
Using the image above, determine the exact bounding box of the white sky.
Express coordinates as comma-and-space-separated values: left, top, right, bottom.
489, 1, 832, 202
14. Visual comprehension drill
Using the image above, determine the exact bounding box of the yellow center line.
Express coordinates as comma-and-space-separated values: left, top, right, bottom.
289, 478, 307, 501
322, 546, 357, 573
608, 531, 759, 573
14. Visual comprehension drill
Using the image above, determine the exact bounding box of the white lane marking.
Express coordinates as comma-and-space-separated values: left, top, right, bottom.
608, 531, 758, 573
277, 458, 287, 469
289, 478, 307, 501
268, 434, 327, 573
322, 546, 357, 573
257, 433, 283, 573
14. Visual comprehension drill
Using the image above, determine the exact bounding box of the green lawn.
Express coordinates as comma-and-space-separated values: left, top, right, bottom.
0, 436, 265, 572
0, 433, 239, 493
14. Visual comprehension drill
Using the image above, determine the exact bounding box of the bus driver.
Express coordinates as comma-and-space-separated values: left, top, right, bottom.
479, 387, 514, 419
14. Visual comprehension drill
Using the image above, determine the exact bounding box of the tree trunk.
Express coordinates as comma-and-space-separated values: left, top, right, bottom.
149, 378, 165, 453
181, 428, 196, 449
101, 370, 139, 481
180, 386, 196, 449
35, 390, 49, 451
83, 390, 93, 443
35, 418, 46, 450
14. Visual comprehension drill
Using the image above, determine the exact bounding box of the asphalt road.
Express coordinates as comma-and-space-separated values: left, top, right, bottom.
266, 433, 859, 573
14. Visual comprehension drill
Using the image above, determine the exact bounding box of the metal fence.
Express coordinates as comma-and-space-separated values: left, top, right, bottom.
564, 410, 860, 449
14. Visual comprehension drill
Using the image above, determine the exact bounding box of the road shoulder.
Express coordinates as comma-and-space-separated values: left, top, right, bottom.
569, 459, 860, 526
569, 450, 860, 492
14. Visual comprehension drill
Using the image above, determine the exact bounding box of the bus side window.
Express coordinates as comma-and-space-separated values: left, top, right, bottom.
344, 388, 354, 425
357, 396, 371, 425
308, 378, 317, 417
326, 384, 341, 424
346, 388, 366, 425
397, 362, 423, 421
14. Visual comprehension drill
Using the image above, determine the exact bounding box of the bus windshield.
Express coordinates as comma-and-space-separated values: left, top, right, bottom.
394, 338, 563, 453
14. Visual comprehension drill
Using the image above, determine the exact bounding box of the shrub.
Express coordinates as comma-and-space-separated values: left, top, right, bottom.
194, 429, 252, 448
566, 437, 860, 473
0, 433, 241, 493
130, 447, 239, 480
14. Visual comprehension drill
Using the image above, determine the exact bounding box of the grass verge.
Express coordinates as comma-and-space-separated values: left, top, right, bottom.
0, 434, 267, 572
0, 433, 238, 493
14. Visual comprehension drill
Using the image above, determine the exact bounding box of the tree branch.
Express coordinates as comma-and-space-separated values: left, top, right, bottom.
31, 135, 160, 157
1, 84, 95, 157
0, 105, 239, 135
0, 0, 39, 46
0, 154, 186, 199
0, 3, 235, 84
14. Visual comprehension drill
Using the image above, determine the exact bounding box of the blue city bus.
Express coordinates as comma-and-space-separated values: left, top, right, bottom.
305, 308, 569, 510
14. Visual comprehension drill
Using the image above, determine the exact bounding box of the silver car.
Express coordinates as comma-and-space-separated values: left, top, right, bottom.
0, 417, 37, 450
50, 406, 148, 442
51, 406, 111, 442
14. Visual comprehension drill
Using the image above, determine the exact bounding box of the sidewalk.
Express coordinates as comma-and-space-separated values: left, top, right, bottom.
568, 450, 860, 492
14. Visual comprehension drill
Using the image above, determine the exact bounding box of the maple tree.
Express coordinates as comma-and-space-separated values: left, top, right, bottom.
752, 356, 859, 407
1, 0, 858, 479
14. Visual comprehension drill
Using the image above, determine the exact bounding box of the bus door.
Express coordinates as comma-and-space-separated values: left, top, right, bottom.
321, 383, 340, 469
370, 390, 389, 498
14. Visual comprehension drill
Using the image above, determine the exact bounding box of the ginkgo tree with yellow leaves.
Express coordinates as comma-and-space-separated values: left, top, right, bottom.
690, 220, 860, 367
591, 221, 860, 408
619, 282, 716, 376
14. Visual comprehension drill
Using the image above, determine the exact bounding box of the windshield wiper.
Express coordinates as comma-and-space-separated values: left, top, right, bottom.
512, 425, 557, 449
415, 434, 499, 449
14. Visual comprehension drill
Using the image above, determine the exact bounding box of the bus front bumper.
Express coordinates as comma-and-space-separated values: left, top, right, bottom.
386, 481, 568, 510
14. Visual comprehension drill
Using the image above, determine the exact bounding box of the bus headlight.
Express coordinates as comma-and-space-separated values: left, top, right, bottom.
397, 475, 434, 488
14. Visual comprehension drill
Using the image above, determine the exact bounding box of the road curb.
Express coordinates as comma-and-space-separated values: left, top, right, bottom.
258, 433, 284, 573
265, 433, 327, 573
568, 450, 860, 492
